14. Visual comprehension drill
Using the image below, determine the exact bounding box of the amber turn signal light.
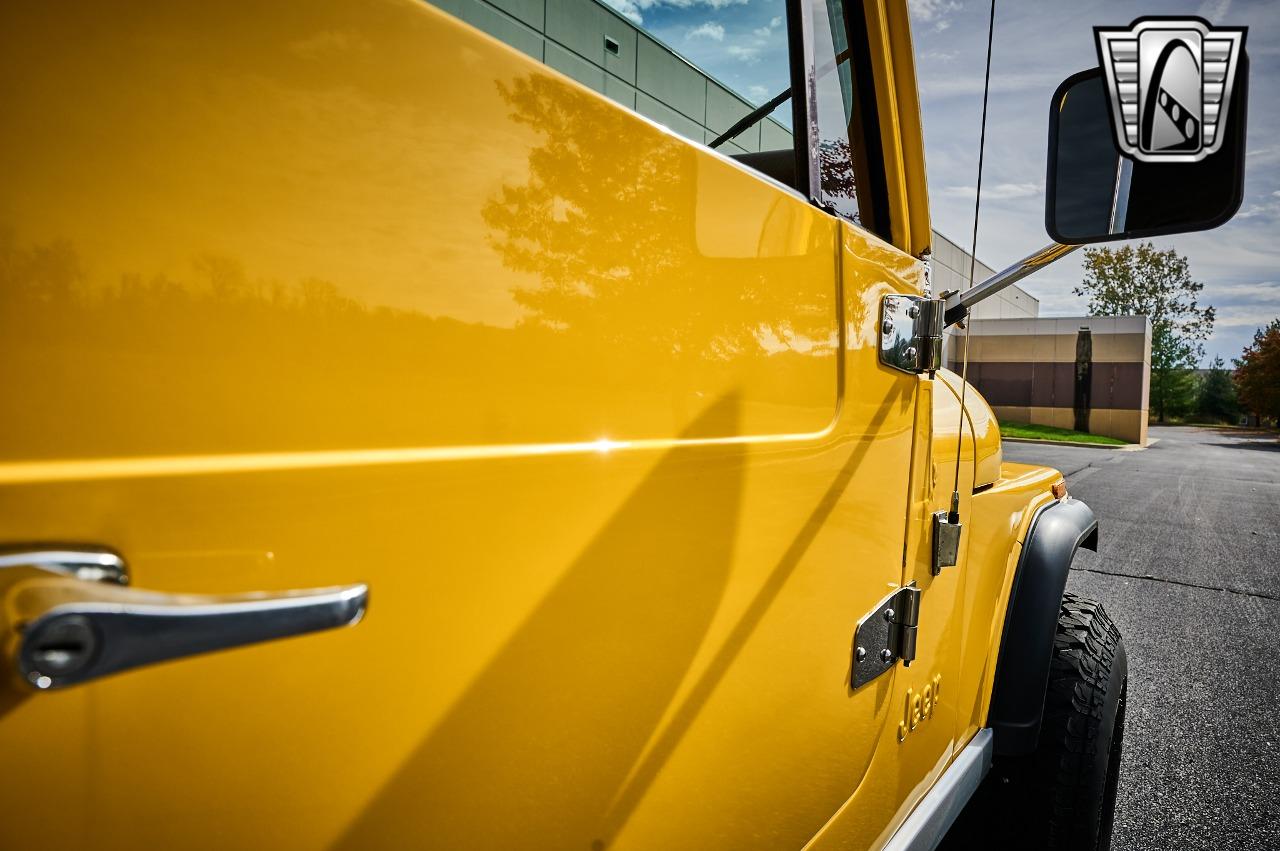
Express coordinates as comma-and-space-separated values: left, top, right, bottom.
1051, 480, 1068, 500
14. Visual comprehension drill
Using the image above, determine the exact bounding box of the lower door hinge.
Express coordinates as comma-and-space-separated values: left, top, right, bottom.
851, 583, 921, 688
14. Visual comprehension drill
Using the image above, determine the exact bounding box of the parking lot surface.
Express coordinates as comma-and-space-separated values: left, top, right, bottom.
1004, 426, 1280, 850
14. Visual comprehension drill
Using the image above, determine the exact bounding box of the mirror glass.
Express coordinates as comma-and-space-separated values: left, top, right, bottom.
1045, 65, 1247, 244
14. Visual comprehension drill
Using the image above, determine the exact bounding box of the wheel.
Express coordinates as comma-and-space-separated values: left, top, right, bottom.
1035, 593, 1128, 849
942, 592, 1128, 850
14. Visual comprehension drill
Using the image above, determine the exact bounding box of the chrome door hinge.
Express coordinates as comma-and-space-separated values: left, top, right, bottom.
851, 583, 921, 688
879, 295, 944, 374
932, 511, 963, 574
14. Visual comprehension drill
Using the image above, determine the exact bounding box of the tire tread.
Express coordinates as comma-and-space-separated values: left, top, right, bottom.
1038, 592, 1126, 848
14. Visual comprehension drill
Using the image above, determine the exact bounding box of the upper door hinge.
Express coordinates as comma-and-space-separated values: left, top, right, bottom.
932, 511, 962, 574
878, 295, 944, 374
851, 583, 921, 688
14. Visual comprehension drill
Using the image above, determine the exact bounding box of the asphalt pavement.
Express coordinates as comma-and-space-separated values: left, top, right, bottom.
1003, 425, 1280, 850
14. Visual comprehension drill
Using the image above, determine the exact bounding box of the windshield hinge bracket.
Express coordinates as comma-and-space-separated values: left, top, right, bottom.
878, 295, 944, 375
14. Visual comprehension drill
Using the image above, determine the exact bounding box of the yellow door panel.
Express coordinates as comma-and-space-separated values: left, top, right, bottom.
0, 1, 923, 848
0, 0, 838, 462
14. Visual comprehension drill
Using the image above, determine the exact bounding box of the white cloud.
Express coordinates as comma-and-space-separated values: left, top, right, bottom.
1234, 190, 1280, 220
602, 0, 750, 24
909, 0, 961, 21
747, 84, 770, 102
719, 13, 782, 64
1206, 280, 1280, 300
599, 0, 644, 24
1246, 146, 1280, 166
639, 0, 747, 9
908, 0, 961, 32
1213, 304, 1280, 329
687, 22, 725, 41
921, 70, 1061, 97
753, 16, 783, 38
942, 182, 1041, 200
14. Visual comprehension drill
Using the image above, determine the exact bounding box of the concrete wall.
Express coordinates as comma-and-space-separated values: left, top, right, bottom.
954, 315, 1152, 444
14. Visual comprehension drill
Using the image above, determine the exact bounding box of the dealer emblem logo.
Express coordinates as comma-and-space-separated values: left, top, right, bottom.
1095, 17, 1246, 163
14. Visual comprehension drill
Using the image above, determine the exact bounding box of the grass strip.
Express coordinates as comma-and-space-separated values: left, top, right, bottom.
999, 421, 1128, 446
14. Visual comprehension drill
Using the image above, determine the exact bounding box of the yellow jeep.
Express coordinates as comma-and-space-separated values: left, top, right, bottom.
0, 1, 1246, 849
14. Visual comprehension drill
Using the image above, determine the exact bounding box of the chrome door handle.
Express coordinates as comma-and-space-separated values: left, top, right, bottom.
0, 546, 367, 690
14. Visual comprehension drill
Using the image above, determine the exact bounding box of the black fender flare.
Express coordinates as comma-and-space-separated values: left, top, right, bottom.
989, 497, 1099, 756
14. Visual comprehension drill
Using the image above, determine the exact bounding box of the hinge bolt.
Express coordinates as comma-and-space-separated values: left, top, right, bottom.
880, 649, 894, 664
884, 608, 895, 622
856, 646, 866, 661
904, 346, 917, 361
907, 305, 920, 319
881, 319, 894, 335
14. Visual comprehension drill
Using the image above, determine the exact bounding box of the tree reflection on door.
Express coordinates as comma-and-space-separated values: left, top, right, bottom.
483, 74, 839, 380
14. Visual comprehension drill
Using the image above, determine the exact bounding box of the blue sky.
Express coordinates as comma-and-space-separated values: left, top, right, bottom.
601, 0, 1280, 365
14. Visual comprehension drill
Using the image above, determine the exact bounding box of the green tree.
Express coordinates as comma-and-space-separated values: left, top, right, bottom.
1234, 318, 1280, 425
1158, 367, 1199, 421
1074, 242, 1214, 422
1196, 355, 1238, 423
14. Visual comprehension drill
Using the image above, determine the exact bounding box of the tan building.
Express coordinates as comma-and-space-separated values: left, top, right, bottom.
955, 316, 1152, 445
931, 234, 1151, 445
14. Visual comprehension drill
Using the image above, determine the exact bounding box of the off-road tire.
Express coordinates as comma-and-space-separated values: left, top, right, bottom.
943, 592, 1128, 850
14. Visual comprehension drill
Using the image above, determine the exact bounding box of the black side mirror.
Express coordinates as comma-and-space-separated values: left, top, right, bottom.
1044, 61, 1247, 245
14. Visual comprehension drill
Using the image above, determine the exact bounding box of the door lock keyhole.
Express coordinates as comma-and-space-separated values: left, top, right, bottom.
24, 614, 98, 680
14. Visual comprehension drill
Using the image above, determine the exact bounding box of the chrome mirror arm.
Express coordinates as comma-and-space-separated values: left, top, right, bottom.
942, 242, 1080, 327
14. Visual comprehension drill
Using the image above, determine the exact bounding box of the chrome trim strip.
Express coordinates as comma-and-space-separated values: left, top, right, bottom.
943, 243, 1080, 326
882, 728, 993, 851
1107, 155, 1125, 234
0, 545, 129, 584
1110, 156, 1134, 233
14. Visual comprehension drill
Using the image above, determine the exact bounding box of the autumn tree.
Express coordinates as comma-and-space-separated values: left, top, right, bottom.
1234, 318, 1280, 425
1075, 242, 1214, 422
